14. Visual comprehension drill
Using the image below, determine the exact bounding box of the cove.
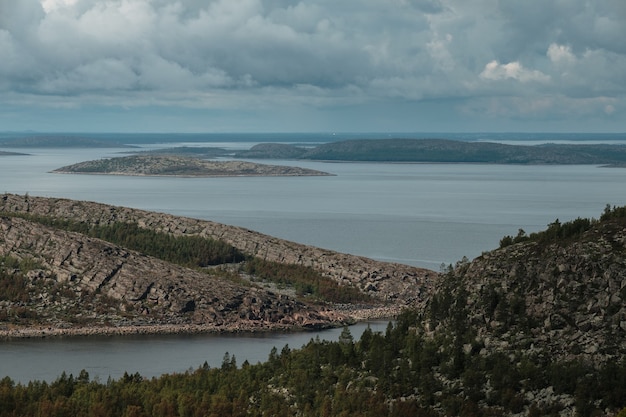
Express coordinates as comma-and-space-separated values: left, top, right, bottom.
0, 321, 390, 384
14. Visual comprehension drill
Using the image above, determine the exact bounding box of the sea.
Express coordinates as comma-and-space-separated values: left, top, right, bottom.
1, 131, 626, 383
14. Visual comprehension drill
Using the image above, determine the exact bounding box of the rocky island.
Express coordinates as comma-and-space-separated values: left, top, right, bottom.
52, 154, 332, 177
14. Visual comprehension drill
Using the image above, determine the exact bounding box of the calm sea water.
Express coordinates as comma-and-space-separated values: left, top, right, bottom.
2, 134, 626, 383
2, 145, 626, 269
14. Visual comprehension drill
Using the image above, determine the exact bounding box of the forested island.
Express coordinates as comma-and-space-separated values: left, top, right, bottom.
235, 138, 626, 165
1, 194, 625, 415
5, 134, 626, 165
52, 155, 332, 177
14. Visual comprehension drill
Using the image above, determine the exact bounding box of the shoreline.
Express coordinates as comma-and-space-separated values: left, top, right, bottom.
0, 306, 400, 340
51, 170, 334, 178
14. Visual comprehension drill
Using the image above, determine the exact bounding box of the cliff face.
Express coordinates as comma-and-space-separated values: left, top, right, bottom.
0, 193, 436, 336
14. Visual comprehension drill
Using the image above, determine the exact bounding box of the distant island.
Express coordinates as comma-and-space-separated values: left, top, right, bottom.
0, 135, 130, 148
52, 154, 333, 177
7, 134, 626, 165
234, 138, 626, 165
133, 146, 230, 159
0, 151, 27, 156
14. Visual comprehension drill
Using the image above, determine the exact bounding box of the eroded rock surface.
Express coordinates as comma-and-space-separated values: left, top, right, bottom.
0, 193, 436, 336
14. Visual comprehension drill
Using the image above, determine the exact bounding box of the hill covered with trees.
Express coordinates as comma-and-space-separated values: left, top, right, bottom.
236, 138, 626, 165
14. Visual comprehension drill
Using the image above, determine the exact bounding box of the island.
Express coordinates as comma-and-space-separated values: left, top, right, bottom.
0, 135, 130, 148
234, 138, 626, 165
0, 151, 28, 156
52, 155, 333, 177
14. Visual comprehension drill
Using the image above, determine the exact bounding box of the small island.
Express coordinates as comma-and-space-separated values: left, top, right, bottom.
0, 135, 129, 148
0, 151, 28, 156
52, 155, 333, 177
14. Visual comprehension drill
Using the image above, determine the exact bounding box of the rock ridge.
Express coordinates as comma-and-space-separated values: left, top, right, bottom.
0, 193, 436, 337
0, 193, 436, 305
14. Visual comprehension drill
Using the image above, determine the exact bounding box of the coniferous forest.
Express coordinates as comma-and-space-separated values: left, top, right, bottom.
1, 311, 625, 417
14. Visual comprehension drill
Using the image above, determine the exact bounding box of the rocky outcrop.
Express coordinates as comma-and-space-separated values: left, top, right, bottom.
0, 193, 436, 305
430, 216, 626, 364
0, 216, 344, 336
0, 193, 436, 337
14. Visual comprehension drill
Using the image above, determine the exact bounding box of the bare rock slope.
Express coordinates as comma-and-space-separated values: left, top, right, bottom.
0, 194, 436, 336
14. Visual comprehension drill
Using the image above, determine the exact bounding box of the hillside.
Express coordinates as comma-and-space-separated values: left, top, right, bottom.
431, 210, 626, 363
236, 138, 626, 165
0, 194, 435, 337
52, 155, 332, 177
413, 208, 626, 415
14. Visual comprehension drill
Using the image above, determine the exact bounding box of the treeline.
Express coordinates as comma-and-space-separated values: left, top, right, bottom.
0, 311, 624, 417
1, 213, 368, 304
0, 256, 38, 303
9, 215, 246, 267
243, 258, 373, 304
499, 204, 626, 249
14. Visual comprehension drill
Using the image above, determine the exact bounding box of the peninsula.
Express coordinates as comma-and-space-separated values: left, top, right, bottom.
52, 155, 332, 177
0, 193, 434, 338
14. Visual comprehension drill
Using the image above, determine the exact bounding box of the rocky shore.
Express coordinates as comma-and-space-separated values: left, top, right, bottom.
0, 305, 399, 340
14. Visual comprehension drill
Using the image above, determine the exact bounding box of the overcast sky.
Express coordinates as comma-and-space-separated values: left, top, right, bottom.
0, 0, 625, 133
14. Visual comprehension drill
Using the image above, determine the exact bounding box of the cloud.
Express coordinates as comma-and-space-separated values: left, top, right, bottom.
547, 43, 576, 65
480, 60, 551, 83
0, 0, 624, 132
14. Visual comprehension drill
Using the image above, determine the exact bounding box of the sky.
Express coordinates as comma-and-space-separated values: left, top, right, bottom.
0, 0, 625, 133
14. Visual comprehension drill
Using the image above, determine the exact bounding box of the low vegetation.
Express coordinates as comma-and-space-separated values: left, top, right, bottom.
243, 258, 374, 304
0, 255, 122, 325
